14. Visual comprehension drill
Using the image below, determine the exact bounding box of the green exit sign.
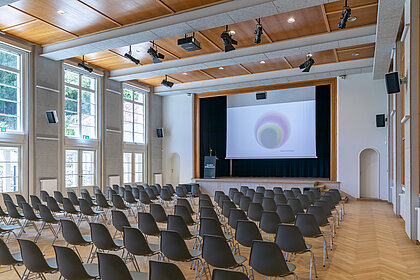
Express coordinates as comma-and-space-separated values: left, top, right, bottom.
83, 135, 89, 139
0, 128, 6, 132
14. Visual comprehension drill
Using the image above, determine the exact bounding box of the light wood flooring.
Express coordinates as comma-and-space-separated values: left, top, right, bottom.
1, 200, 420, 279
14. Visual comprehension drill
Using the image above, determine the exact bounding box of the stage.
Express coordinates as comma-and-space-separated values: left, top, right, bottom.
193, 177, 340, 195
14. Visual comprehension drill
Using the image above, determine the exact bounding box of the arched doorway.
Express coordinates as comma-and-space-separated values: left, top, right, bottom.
169, 153, 180, 186
359, 148, 380, 199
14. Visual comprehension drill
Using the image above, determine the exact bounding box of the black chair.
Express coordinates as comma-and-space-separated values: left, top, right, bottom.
212, 268, 249, 280
221, 200, 236, 220
239, 196, 251, 212
247, 203, 263, 223
61, 220, 93, 262
287, 198, 304, 215
53, 191, 64, 205
259, 211, 281, 238
5, 200, 24, 234
307, 205, 334, 249
0, 237, 23, 278
53, 245, 99, 280
124, 190, 138, 207
160, 230, 202, 280
97, 252, 148, 280
256, 186, 265, 194
201, 234, 247, 277
263, 189, 274, 198
200, 206, 226, 227
132, 187, 140, 200
150, 203, 168, 223
47, 196, 64, 214
95, 193, 113, 218
199, 198, 214, 210
117, 186, 126, 197
229, 188, 239, 200
295, 213, 328, 267
304, 190, 316, 205
138, 212, 161, 238
3, 193, 17, 207
199, 217, 234, 251
18, 238, 58, 279
146, 187, 157, 201
0, 223, 20, 242
262, 197, 276, 211
235, 220, 262, 248
15, 194, 27, 208
78, 198, 105, 226
275, 224, 317, 280
291, 187, 302, 197
177, 198, 196, 216
123, 227, 160, 272
249, 240, 297, 279
228, 208, 248, 230
273, 187, 283, 194
149, 260, 186, 280
191, 184, 201, 198
36, 204, 68, 243
233, 192, 244, 206
30, 195, 43, 212
90, 223, 124, 257
139, 191, 152, 211
40, 191, 50, 203
20, 202, 41, 238
82, 192, 97, 207
176, 186, 188, 198
112, 194, 135, 217
111, 210, 136, 237
283, 190, 295, 200
297, 194, 311, 210
274, 193, 287, 205
167, 215, 198, 243
174, 204, 197, 227
67, 191, 80, 206
252, 192, 263, 204
62, 197, 81, 222
276, 204, 295, 224
245, 189, 255, 201
240, 186, 249, 196
160, 188, 172, 205
0, 206, 8, 224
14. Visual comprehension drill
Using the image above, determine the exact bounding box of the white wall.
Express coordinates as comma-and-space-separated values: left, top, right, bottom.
162, 94, 194, 185
337, 73, 388, 199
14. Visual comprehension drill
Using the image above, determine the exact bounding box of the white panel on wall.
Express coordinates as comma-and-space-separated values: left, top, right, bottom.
109, 176, 120, 187
40, 178, 57, 196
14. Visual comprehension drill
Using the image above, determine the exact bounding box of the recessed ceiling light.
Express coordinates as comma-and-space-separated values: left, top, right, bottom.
348, 16, 357, 22
287, 17, 295, 23
260, 60, 266, 64
57, 10, 65, 15
182, 72, 188, 75
352, 52, 360, 57
218, 66, 224, 70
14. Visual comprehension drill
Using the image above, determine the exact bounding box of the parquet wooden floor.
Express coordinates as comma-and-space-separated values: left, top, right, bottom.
1, 200, 420, 279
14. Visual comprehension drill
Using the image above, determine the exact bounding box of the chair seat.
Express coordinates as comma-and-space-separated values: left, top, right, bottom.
45, 257, 58, 270
234, 255, 247, 265
83, 263, 99, 277
224, 233, 233, 240
55, 216, 70, 221
113, 239, 124, 247
286, 263, 296, 273
189, 249, 201, 258
0, 224, 21, 231
82, 235, 92, 243
149, 243, 160, 253
129, 271, 149, 280
11, 252, 22, 263
92, 210, 104, 215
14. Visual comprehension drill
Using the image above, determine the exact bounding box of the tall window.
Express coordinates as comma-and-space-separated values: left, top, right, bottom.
65, 150, 96, 188
123, 152, 143, 184
0, 48, 21, 132
0, 147, 19, 192
123, 87, 145, 143
64, 69, 97, 139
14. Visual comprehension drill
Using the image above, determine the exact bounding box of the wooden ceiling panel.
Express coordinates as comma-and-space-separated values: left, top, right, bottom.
261, 6, 328, 42
0, 6, 35, 30
75, 50, 138, 71
79, 0, 172, 26
324, 0, 378, 14
138, 75, 180, 87
241, 57, 290, 74
10, 0, 119, 37
112, 42, 179, 65
169, 70, 214, 83
284, 49, 337, 68
327, 3, 378, 31
337, 43, 375, 61
202, 64, 250, 79
4, 20, 77, 45
161, 0, 228, 13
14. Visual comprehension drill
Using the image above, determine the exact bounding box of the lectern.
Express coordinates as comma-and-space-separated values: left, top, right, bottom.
204, 156, 216, 179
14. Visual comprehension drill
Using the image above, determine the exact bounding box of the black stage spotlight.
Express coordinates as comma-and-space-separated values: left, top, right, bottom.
338, 0, 351, 29
124, 45, 140, 65
254, 18, 263, 44
299, 53, 315, 72
147, 41, 165, 63
78, 55, 93, 73
161, 75, 174, 88
221, 25, 237, 52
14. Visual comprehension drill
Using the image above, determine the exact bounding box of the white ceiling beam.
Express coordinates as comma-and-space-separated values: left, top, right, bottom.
41, 0, 340, 61
109, 25, 376, 81
372, 0, 405, 79
153, 58, 374, 95
0, 1, 18, 6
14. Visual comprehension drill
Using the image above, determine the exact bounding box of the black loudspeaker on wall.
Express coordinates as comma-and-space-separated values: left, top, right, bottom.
256, 92, 267, 100
46, 110, 58, 123
385, 72, 400, 94
376, 114, 386, 127
156, 128, 164, 138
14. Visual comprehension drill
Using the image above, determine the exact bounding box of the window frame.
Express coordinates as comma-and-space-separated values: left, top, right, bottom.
65, 148, 97, 190
0, 145, 21, 193
122, 151, 144, 184
123, 84, 146, 144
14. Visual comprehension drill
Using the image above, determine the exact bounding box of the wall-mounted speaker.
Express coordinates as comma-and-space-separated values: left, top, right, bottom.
46, 110, 58, 123
376, 114, 386, 127
385, 72, 400, 94
256, 92, 267, 100
156, 128, 164, 138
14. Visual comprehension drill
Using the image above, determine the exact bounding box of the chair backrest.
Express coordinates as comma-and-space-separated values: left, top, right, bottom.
123, 227, 153, 256
252, 192, 264, 204
18, 239, 54, 273
47, 196, 62, 212
199, 217, 225, 238
174, 205, 194, 225
239, 196, 251, 212
249, 240, 291, 277
287, 198, 304, 215
62, 198, 78, 214
275, 224, 308, 253
221, 200, 236, 219
233, 191, 243, 206
264, 189, 274, 198
202, 234, 238, 269
303, 190, 315, 204
247, 202, 263, 222
90, 223, 119, 251
22, 202, 38, 220
273, 187, 283, 194
160, 189, 172, 201
240, 186, 249, 195
245, 189, 255, 200
283, 190, 295, 200
118, 186, 125, 197
160, 230, 193, 262
53, 191, 64, 204
262, 197, 276, 211
307, 206, 329, 226
314, 200, 332, 216
199, 198, 213, 209
5, 200, 21, 218
2, 193, 14, 204
124, 190, 137, 204
228, 188, 239, 200
176, 186, 187, 198
30, 195, 42, 211
297, 194, 310, 209
0, 237, 20, 265
200, 206, 219, 221
228, 208, 247, 229
39, 204, 57, 223
212, 268, 249, 280
259, 211, 281, 235
112, 194, 127, 209
295, 213, 322, 238
111, 210, 131, 232
40, 191, 49, 203
176, 198, 194, 214
150, 203, 167, 223
97, 252, 133, 280
167, 215, 192, 240
256, 186, 265, 193
138, 212, 160, 236
61, 219, 88, 246
291, 187, 302, 197
132, 187, 140, 199
139, 190, 152, 204
79, 199, 94, 215
214, 191, 224, 204
15, 194, 27, 207
274, 194, 287, 205
235, 220, 262, 247
95, 193, 110, 208
275, 204, 295, 224
53, 245, 93, 279
191, 184, 201, 196
150, 260, 186, 280
81, 192, 94, 206
310, 188, 321, 200
145, 188, 156, 200
67, 191, 80, 206
150, 185, 159, 196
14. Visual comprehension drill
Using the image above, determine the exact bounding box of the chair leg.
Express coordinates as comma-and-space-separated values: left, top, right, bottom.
12, 265, 21, 279
34, 222, 46, 243
18, 220, 28, 237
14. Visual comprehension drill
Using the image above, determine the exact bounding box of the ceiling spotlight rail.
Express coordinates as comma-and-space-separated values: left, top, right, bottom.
147, 41, 165, 63
78, 55, 93, 73
124, 45, 140, 65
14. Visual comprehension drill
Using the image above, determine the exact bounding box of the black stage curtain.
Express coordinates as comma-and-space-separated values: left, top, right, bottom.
200, 85, 331, 178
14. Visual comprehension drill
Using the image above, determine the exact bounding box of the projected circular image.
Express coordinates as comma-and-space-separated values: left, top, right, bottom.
255, 113, 290, 149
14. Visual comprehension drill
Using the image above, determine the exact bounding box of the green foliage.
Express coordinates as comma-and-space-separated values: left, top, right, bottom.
123, 89, 133, 100
64, 70, 79, 85
0, 69, 17, 87
0, 85, 17, 101
0, 51, 18, 69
